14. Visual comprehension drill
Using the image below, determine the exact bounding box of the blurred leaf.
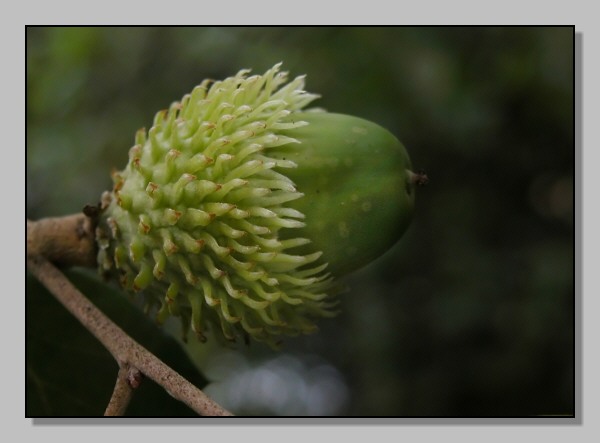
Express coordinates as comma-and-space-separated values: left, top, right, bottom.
26, 268, 207, 416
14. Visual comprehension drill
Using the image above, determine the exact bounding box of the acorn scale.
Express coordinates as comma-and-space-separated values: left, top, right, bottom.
96, 63, 418, 347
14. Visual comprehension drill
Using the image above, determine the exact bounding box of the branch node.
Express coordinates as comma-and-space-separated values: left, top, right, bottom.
127, 367, 144, 389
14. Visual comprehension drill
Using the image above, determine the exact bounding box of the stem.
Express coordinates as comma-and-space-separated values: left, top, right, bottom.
27, 214, 97, 268
27, 252, 233, 417
105, 365, 138, 416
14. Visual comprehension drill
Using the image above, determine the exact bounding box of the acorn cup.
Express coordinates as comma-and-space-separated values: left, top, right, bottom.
96, 63, 423, 348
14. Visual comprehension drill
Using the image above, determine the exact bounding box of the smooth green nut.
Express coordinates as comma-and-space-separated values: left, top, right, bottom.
276, 112, 415, 277
96, 64, 419, 347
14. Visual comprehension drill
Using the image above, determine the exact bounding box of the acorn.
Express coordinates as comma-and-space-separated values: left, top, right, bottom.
96, 63, 421, 347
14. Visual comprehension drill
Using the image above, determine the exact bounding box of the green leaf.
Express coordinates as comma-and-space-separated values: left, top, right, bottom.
26, 268, 208, 417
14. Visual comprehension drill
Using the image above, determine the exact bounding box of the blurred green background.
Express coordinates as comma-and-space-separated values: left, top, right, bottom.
26, 26, 574, 417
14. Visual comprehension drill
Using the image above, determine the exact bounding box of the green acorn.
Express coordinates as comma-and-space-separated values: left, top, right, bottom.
96, 63, 421, 347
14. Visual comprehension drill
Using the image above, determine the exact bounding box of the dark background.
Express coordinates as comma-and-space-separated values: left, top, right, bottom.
26, 26, 574, 417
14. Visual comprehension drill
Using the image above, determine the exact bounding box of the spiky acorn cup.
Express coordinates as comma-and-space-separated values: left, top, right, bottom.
96, 64, 420, 348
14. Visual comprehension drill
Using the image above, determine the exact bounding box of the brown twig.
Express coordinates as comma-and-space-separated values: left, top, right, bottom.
104, 365, 139, 416
27, 215, 233, 417
27, 214, 97, 268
